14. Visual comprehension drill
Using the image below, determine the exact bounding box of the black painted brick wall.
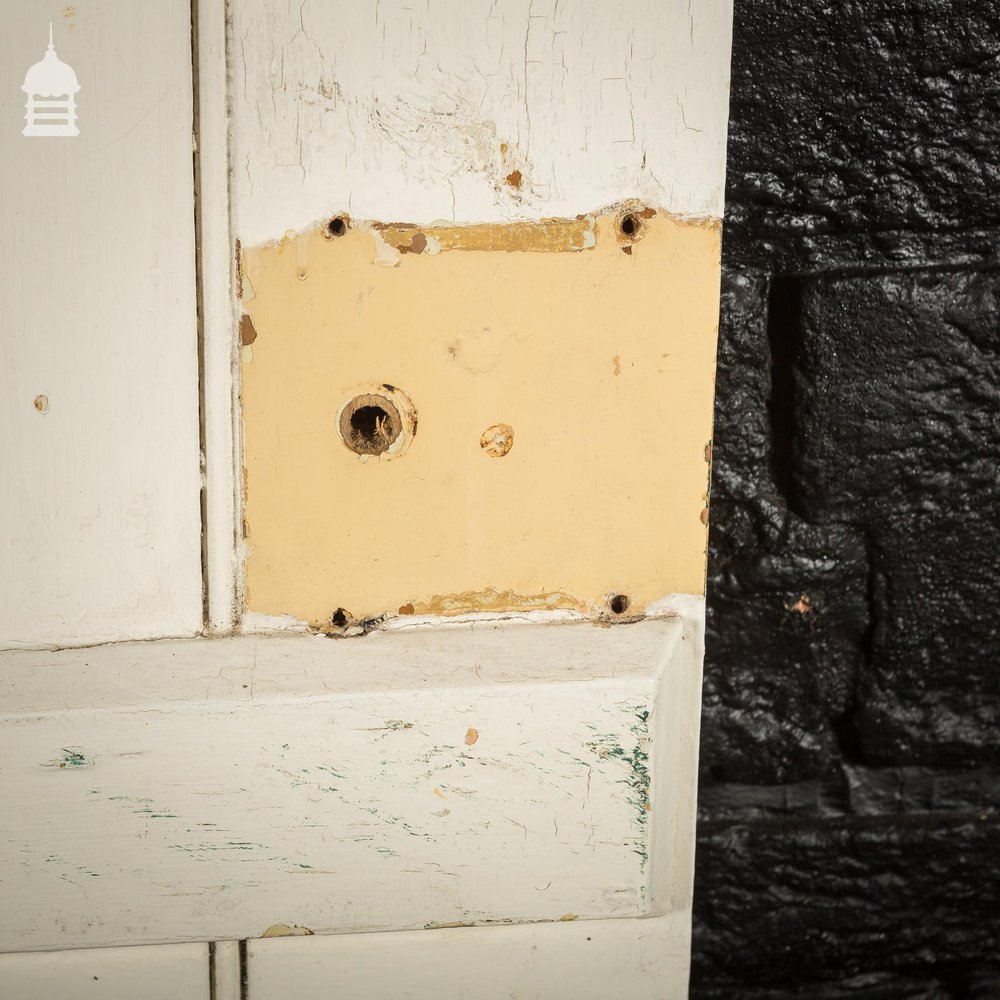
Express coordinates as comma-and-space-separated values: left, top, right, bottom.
693, 2, 1000, 995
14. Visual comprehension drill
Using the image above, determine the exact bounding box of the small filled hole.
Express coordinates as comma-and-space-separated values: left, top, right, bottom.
339, 393, 405, 456
619, 214, 639, 239
327, 216, 348, 238
330, 608, 351, 628
608, 594, 630, 615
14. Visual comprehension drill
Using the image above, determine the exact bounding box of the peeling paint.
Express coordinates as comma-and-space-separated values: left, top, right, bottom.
371, 216, 595, 254
261, 924, 315, 938
239, 314, 257, 346
786, 594, 813, 615
404, 589, 587, 619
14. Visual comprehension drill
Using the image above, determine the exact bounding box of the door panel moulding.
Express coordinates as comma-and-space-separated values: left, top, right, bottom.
194, 0, 243, 635
0, 609, 702, 956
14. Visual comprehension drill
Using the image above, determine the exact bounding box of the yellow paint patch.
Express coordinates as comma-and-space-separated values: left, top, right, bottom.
261, 924, 314, 938
240, 208, 721, 624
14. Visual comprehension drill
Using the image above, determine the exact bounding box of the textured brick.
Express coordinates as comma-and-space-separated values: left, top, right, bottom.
695, 0, 1000, 994
704, 500, 869, 784
726, 2, 1000, 245
791, 271, 1000, 522
691, 814, 1000, 997
709, 268, 772, 497
850, 509, 1000, 768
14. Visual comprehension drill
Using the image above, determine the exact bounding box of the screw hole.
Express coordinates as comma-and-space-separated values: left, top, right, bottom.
608, 594, 630, 615
326, 216, 348, 238
330, 608, 351, 628
619, 214, 639, 239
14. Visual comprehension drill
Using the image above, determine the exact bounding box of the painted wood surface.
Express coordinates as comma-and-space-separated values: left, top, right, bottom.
248, 912, 694, 1000
239, 210, 720, 626
0, 5, 731, 995
197, 0, 242, 635
231, 0, 734, 245
0, 2, 202, 649
0, 943, 210, 1000
0, 609, 702, 954
231, 0, 731, 628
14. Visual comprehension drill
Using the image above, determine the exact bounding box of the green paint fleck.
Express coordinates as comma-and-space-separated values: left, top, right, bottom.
585, 706, 652, 872
46, 748, 92, 769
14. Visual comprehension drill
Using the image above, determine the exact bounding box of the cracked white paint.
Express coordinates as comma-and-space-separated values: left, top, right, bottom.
232, 0, 734, 245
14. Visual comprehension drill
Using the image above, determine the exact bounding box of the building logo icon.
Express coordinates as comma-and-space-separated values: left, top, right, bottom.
21, 22, 81, 137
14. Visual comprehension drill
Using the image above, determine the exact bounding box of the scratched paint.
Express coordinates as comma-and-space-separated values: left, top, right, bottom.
239, 209, 720, 626
44, 747, 93, 769
0, 618, 700, 951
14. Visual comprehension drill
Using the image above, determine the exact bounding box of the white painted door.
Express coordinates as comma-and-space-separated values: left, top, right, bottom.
1, 2, 733, 997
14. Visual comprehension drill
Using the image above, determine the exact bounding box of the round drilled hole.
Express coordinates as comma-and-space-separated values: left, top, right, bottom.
339, 393, 404, 457
326, 216, 348, 238
608, 593, 630, 615
619, 213, 639, 239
